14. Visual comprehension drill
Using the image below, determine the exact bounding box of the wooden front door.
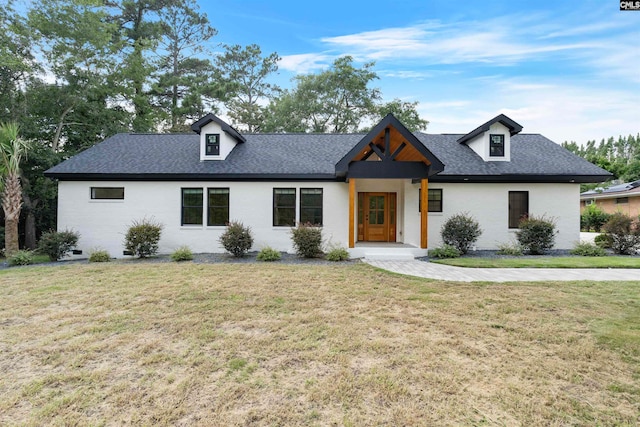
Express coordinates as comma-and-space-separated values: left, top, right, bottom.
358, 192, 396, 242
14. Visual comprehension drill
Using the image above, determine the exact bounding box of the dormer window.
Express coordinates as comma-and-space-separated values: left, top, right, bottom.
205, 134, 220, 156
490, 134, 505, 157
192, 113, 246, 161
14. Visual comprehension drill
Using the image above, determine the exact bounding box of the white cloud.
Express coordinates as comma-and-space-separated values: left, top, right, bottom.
378, 70, 434, 79
276, 9, 638, 145
320, 19, 595, 66
422, 79, 638, 144
278, 53, 334, 73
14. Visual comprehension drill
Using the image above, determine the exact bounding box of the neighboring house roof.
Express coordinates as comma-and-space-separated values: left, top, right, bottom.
580, 179, 640, 199
457, 114, 523, 145
45, 130, 612, 183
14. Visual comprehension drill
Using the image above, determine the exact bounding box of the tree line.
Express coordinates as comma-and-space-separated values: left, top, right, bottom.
562, 134, 640, 188
1, 0, 428, 250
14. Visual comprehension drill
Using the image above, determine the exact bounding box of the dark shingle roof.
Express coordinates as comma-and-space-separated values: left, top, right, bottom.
45, 131, 611, 183
420, 133, 611, 182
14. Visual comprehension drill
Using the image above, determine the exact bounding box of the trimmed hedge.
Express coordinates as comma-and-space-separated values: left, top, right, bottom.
219, 221, 253, 257
516, 215, 556, 255
124, 218, 163, 258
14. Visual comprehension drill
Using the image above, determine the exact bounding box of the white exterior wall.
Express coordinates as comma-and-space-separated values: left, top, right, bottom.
58, 181, 349, 258
58, 180, 581, 258
407, 182, 580, 250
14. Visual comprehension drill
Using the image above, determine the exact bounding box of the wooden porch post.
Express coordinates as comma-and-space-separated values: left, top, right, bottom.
348, 178, 356, 248
420, 178, 428, 249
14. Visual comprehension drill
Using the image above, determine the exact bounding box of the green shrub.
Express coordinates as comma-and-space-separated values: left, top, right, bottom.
601, 213, 640, 255
516, 215, 556, 255
37, 229, 80, 261
257, 246, 281, 262
291, 223, 323, 258
429, 244, 461, 259
570, 241, 606, 257
496, 241, 523, 256
219, 221, 253, 257
440, 212, 482, 255
580, 204, 610, 232
171, 245, 193, 262
594, 233, 613, 249
325, 246, 350, 262
124, 218, 163, 258
8, 250, 34, 266
89, 249, 111, 262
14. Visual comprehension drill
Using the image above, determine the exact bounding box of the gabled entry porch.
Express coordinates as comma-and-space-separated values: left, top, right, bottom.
335, 114, 445, 255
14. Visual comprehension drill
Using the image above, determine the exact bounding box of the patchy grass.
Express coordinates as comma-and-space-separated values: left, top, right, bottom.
0, 263, 639, 425
434, 256, 640, 268
1, 253, 50, 265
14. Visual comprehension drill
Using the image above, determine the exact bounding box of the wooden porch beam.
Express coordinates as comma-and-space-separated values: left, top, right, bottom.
349, 178, 356, 248
384, 127, 390, 159
420, 178, 428, 249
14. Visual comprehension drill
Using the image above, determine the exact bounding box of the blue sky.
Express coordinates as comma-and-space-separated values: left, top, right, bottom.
204, 0, 639, 144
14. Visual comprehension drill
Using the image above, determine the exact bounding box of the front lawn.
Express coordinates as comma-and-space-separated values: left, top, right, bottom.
1, 263, 639, 425
433, 255, 640, 269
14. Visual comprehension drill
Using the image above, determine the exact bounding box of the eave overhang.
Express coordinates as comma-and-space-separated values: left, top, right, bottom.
426, 174, 612, 184
43, 172, 341, 182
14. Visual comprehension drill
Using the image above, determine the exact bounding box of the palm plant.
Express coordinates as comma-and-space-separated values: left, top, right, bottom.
0, 123, 29, 255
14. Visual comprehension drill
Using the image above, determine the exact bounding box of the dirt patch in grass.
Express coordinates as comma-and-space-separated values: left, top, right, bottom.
1, 263, 639, 425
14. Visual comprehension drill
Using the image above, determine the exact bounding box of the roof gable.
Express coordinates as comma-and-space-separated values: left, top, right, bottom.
190, 113, 246, 143
335, 113, 445, 178
457, 114, 523, 145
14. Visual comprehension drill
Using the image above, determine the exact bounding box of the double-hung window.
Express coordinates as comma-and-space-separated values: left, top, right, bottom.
208, 188, 229, 226
273, 188, 296, 226
490, 134, 505, 157
418, 188, 443, 212
300, 188, 323, 225
182, 188, 203, 225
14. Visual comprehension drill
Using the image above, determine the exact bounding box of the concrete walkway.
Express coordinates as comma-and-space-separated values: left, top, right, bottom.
364, 259, 640, 282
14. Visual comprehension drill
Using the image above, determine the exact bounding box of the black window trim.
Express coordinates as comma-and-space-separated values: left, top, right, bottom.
207, 187, 230, 226
299, 187, 323, 226
489, 134, 505, 157
418, 188, 443, 213
508, 190, 529, 229
181, 187, 204, 226
90, 186, 125, 200
273, 187, 297, 227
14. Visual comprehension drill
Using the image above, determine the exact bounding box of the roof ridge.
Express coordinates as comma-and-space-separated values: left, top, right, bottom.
244, 132, 366, 136
128, 132, 193, 136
